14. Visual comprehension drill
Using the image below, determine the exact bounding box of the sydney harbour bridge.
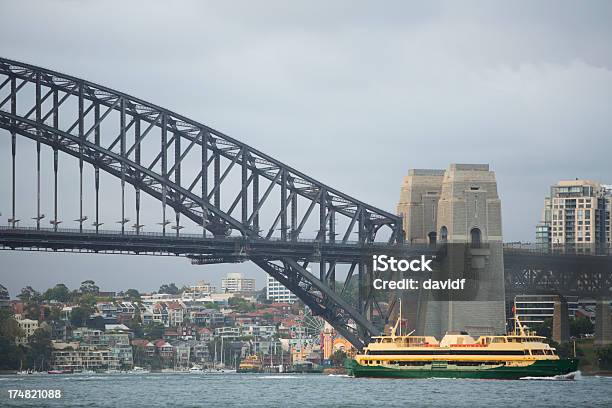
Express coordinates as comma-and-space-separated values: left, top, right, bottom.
1, 57, 611, 349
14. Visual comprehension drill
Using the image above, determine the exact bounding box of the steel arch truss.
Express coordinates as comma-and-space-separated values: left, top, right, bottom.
0, 57, 406, 349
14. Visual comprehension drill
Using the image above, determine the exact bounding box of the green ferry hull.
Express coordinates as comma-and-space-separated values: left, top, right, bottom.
346, 359, 579, 380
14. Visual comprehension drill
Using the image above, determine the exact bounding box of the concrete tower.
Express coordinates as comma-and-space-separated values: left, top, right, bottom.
397, 164, 506, 338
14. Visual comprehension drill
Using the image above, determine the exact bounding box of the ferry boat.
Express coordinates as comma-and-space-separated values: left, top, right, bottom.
346, 310, 578, 380
238, 355, 263, 373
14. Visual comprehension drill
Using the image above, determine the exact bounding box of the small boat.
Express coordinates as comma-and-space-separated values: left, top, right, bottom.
47, 369, 73, 375
189, 365, 204, 373
129, 367, 149, 374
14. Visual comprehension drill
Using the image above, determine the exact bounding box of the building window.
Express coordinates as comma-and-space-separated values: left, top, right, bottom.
470, 228, 482, 248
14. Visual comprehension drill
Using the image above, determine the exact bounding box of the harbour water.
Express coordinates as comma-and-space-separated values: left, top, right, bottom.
1, 372, 611, 407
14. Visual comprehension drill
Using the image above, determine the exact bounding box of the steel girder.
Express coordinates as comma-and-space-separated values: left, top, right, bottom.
0, 57, 403, 242
503, 252, 612, 298
0, 57, 407, 349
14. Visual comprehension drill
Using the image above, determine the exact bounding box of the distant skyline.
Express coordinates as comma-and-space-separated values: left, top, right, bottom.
1, 1, 612, 297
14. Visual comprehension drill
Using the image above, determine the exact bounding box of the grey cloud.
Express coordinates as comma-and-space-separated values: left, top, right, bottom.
0, 0, 611, 297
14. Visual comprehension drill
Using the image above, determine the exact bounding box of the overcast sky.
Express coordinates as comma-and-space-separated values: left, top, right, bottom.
1, 0, 611, 298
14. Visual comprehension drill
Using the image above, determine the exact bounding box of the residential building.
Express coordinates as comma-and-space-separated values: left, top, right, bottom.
51, 342, 121, 371
116, 302, 137, 320
142, 303, 169, 326
514, 295, 579, 326
214, 326, 241, 339
221, 272, 256, 293
174, 343, 191, 367
192, 341, 210, 362
72, 328, 104, 345
266, 277, 298, 303
189, 308, 224, 326
155, 340, 174, 359
241, 324, 277, 339
537, 180, 611, 249
182, 281, 216, 300
16, 318, 39, 345
0, 284, 10, 310
167, 302, 184, 327
96, 302, 118, 321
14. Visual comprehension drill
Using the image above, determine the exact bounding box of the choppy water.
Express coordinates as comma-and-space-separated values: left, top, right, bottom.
1, 372, 611, 407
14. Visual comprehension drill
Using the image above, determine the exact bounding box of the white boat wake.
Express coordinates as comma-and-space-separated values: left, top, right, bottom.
520, 371, 581, 381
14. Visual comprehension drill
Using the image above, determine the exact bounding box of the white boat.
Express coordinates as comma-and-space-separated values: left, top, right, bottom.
129, 366, 149, 374
205, 367, 237, 374
189, 365, 204, 373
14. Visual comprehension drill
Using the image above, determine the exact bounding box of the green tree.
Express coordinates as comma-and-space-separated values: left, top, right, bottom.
45, 306, 62, 323
144, 322, 165, 340
228, 297, 255, 313
531, 318, 553, 339
595, 345, 612, 370
79, 280, 99, 295
70, 306, 93, 327
25, 328, 52, 371
78, 293, 97, 308
330, 349, 347, 367
0, 310, 24, 370
125, 289, 141, 300
43, 283, 71, 303
17, 286, 41, 303
87, 315, 106, 331
133, 345, 147, 367
158, 283, 179, 295
126, 318, 144, 338
569, 317, 594, 338
0, 310, 23, 338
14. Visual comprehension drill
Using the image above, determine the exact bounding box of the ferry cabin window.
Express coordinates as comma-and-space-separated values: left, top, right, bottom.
491, 338, 507, 343
532, 350, 546, 355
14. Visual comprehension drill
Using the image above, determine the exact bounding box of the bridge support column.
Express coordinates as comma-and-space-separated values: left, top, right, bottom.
594, 299, 612, 346
552, 296, 570, 344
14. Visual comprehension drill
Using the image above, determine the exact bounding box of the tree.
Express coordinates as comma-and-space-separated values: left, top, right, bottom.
87, 315, 106, 331
0, 310, 24, 370
569, 317, 594, 338
25, 328, 52, 371
79, 280, 99, 295
330, 349, 347, 367
531, 318, 552, 339
228, 297, 255, 313
18, 286, 41, 303
595, 345, 612, 370
70, 306, 93, 327
125, 289, 141, 300
0, 310, 24, 339
45, 306, 62, 323
144, 322, 165, 340
43, 283, 71, 303
78, 294, 97, 308
158, 283, 179, 295
126, 318, 144, 339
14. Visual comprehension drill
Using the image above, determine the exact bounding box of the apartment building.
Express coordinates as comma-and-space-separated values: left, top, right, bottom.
51, 342, 121, 371
0, 284, 10, 310
266, 276, 298, 304
16, 318, 39, 345
537, 180, 611, 249
181, 281, 216, 299
221, 272, 256, 293
513, 295, 579, 326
